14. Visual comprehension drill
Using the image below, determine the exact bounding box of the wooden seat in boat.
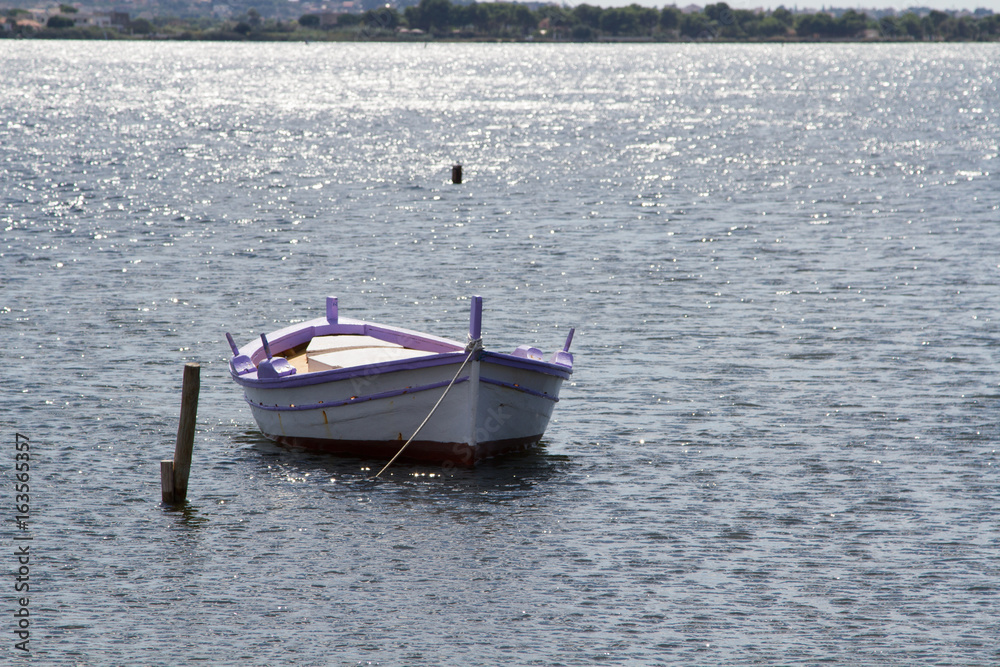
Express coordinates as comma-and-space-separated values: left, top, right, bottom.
305, 335, 434, 372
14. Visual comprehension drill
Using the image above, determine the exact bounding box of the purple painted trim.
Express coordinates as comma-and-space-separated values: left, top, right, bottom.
258, 333, 296, 379
248, 377, 469, 412
549, 350, 574, 367
470, 295, 483, 340
226, 332, 256, 375
233, 351, 470, 388
230, 304, 571, 387
480, 352, 573, 379
235, 349, 571, 387
362, 323, 462, 353
480, 377, 559, 402
326, 296, 338, 323
237, 317, 464, 368
226, 332, 240, 355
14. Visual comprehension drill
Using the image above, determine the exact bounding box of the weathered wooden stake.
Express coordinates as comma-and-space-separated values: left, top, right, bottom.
451, 164, 462, 184
163, 362, 200, 504
160, 460, 175, 504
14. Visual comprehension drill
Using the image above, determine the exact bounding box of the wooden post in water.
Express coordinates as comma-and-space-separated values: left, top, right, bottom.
160, 460, 175, 504
161, 362, 200, 504
451, 164, 462, 184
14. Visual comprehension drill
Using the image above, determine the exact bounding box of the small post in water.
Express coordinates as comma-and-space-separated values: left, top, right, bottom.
452, 164, 462, 184
160, 460, 175, 504
162, 362, 200, 504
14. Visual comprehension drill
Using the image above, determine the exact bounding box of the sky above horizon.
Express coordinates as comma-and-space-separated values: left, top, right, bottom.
595, 0, 1000, 12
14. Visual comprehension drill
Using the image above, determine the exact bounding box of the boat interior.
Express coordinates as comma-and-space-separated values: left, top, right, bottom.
281, 334, 437, 375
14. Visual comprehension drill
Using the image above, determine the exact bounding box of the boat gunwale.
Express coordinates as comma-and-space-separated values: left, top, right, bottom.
231, 317, 573, 389
245, 369, 563, 412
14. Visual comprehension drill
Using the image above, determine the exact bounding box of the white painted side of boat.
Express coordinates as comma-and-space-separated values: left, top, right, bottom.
243, 358, 460, 411
245, 361, 475, 444
475, 358, 563, 441
468, 352, 481, 447
472, 380, 559, 443
243, 357, 563, 448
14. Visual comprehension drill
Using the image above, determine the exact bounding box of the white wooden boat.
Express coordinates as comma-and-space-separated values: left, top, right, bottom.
226, 296, 574, 466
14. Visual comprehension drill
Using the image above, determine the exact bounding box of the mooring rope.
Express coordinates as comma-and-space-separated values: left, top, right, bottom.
374, 338, 482, 479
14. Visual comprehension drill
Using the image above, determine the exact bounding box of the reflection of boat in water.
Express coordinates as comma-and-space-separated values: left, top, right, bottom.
226, 296, 574, 466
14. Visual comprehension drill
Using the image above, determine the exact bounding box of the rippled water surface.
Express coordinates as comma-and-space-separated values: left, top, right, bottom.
2, 41, 999, 664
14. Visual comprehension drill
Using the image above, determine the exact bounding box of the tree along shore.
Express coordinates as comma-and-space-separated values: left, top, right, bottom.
4, 1, 1000, 42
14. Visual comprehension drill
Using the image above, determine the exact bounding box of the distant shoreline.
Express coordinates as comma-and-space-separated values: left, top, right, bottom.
5, 2, 998, 44
5, 32, 1000, 43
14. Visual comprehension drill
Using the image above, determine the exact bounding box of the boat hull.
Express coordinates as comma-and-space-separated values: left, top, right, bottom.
241, 352, 566, 466
230, 299, 573, 466
263, 434, 542, 466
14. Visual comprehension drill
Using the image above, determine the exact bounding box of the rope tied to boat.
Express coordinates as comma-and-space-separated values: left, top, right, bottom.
374, 338, 482, 478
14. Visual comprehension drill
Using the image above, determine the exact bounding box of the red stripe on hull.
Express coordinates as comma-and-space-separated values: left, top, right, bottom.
264, 433, 543, 467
